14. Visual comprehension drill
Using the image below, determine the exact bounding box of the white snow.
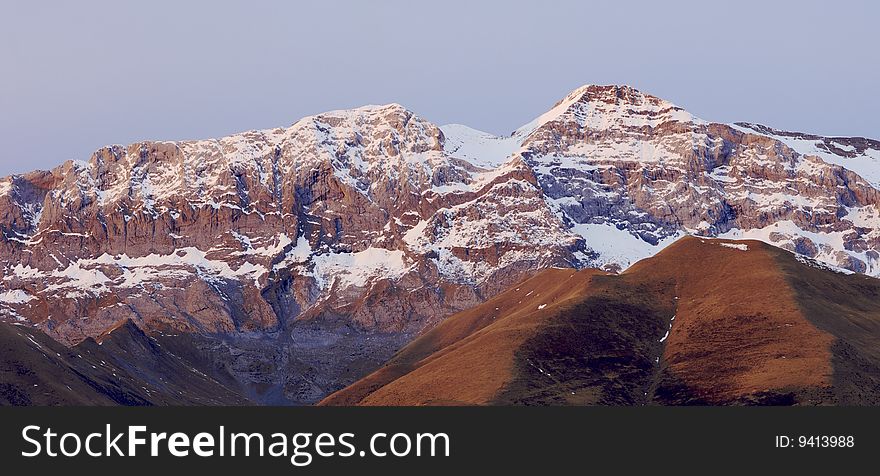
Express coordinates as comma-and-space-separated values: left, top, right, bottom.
273, 235, 314, 271
844, 204, 879, 228
719, 243, 749, 251
515, 84, 704, 137
29, 246, 273, 296
5, 264, 43, 280
0, 289, 34, 304
440, 124, 524, 168
529, 155, 604, 175
570, 223, 682, 271
0, 178, 11, 196
49, 262, 111, 296
659, 329, 670, 343
793, 254, 854, 275
310, 248, 410, 288
231, 232, 292, 257
720, 220, 877, 276
731, 123, 880, 188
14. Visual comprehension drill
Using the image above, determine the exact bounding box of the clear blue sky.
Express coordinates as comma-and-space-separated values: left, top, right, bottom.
1, 0, 877, 175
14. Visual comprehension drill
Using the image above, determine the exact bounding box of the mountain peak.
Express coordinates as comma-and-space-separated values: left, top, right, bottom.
308, 102, 415, 120
573, 84, 672, 107
293, 101, 434, 140
350, 102, 411, 113
514, 84, 694, 137
545, 84, 675, 113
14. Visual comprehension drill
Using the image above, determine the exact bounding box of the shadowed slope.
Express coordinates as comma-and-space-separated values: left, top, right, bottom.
0, 320, 250, 405
320, 268, 608, 405
771, 248, 880, 404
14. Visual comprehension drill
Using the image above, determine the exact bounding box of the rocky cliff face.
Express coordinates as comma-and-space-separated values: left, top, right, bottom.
0, 104, 579, 345
1, 85, 879, 402
517, 86, 880, 272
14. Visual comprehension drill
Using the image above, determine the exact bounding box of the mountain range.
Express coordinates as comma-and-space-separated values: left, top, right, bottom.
2, 84, 880, 405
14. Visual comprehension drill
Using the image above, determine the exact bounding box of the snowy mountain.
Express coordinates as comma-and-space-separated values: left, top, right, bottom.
1, 84, 879, 401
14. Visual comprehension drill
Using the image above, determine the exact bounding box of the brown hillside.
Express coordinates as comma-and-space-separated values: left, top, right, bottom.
320, 268, 608, 405
322, 236, 880, 406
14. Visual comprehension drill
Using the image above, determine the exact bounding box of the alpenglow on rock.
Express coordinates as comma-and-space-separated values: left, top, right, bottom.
2, 85, 879, 344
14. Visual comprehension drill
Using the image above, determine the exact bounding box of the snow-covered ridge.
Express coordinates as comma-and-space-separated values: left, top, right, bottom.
731, 122, 880, 188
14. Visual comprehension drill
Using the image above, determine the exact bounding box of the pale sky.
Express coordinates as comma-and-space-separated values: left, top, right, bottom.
1, 0, 878, 175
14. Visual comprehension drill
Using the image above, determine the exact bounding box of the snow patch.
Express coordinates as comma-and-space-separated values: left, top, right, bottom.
571, 222, 682, 271
439, 124, 524, 168
310, 248, 410, 289
0, 289, 35, 304
720, 221, 876, 276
